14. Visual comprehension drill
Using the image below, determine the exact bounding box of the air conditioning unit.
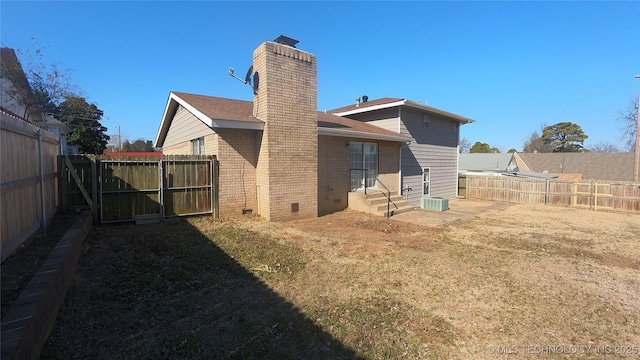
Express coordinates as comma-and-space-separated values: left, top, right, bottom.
420, 196, 449, 211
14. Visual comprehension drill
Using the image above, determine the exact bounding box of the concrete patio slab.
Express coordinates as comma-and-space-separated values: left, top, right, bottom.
391, 198, 513, 227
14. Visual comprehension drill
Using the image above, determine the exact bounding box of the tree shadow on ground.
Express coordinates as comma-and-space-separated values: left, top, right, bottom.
41, 219, 363, 360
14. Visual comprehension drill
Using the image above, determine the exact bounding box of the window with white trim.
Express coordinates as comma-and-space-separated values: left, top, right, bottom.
422, 167, 430, 196
191, 137, 205, 155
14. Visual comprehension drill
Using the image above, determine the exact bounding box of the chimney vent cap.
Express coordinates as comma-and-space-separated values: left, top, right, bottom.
274, 35, 299, 48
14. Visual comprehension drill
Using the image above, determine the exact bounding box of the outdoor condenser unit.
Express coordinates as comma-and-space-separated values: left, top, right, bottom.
420, 196, 449, 211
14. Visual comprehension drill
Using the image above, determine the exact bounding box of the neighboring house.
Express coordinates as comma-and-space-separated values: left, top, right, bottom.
330, 97, 473, 205
155, 36, 472, 220
458, 153, 517, 175
514, 152, 638, 181
0, 47, 43, 123
1, 47, 73, 155
33, 115, 72, 155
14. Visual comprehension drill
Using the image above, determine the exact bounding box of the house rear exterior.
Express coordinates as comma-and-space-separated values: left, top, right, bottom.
331, 98, 473, 205
156, 38, 411, 220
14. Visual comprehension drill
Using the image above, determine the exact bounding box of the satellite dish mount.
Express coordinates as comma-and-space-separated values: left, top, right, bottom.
228, 65, 258, 94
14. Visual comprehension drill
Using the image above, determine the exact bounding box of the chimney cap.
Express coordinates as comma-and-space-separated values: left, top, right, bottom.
274, 35, 299, 48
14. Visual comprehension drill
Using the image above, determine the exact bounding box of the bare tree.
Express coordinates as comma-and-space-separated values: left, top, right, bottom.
589, 142, 619, 153
459, 137, 471, 153
618, 98, 638, 152
20, 46, 80, 113
522, 130, 554, 153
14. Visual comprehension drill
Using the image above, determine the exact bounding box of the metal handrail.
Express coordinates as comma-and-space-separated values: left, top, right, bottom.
376, 177, 399, 218
350, 168, 399, 218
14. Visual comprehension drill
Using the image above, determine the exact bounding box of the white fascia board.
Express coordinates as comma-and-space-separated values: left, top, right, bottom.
333, 99, 475, 124
155, 93, 178, 147
171, 92, 214, 127
403, 99, 475, 124
318, 127, 411, 143
331, 100, 407, 116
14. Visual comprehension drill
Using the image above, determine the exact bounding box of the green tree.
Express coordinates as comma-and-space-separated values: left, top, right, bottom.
58, 97, 109, 154
507, 148, 518, 153
129, 139, 154, 152
122, 140, 133, 152
469, 142, 500, 153
469, 142, 490, 153
541, 122, 588, 152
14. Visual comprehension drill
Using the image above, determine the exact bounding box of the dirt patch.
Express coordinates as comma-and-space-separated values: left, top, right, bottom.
42, 204, 640, 359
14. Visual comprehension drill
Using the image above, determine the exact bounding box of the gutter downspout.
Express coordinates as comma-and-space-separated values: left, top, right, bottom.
399, 141, 413, 200
456, 128, 460, 198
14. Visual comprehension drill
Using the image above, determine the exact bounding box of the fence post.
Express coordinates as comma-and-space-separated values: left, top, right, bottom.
485, 178, 489, 200
91, 157, 98, 224
37, 129, 47, 237
589, 180, 593, 210
593, 181, 598, 211
159, 158, 165, 222
545, 179, 550, 204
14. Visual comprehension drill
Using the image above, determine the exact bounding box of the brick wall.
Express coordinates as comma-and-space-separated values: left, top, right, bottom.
318, 136, 350, 215
215, 129, 258, 217
162, 141, 191, 155
253, 41, 318, 221
378, 141, 401, 193
318, 136, 401, 216
160, 131, 260, 217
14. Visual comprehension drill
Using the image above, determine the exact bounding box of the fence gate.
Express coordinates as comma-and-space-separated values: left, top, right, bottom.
61, 155, 218, 224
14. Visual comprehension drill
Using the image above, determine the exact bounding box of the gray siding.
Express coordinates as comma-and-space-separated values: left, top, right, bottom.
163, 105, 215, 148
400, 108, 459, 204
345, 108, 400, 133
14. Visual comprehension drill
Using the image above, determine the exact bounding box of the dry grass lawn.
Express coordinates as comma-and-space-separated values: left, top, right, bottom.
42, 203, 640, 359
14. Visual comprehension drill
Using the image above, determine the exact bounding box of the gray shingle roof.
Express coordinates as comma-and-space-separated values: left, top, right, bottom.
516, 152, 636, 181
459, 153, 516, 172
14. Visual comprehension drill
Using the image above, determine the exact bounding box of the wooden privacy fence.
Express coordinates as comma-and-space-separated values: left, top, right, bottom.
60, 155, 219, 223
1, 113, 59, 262
459, 174, 640, 212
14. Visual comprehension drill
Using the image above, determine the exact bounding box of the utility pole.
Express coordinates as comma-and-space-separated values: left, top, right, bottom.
635, 75, 640, 182
116, 125, 122, 158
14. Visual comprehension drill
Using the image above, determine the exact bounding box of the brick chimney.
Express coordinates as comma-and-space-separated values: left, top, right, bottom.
253, 36, 318, 220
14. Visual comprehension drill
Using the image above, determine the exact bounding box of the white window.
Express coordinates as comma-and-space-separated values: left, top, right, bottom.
422, 167, 430, 196
191, 137, 205, 155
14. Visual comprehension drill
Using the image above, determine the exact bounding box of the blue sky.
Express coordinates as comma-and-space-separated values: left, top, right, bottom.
2, 1, 639, 151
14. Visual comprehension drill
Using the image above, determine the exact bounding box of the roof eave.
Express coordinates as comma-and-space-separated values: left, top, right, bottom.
333, 99, 475, 124
155, 92, 264, 147
403, 99, 475, 124
318, 127, 411, 142
331, 100, 407, 117
210, 119, 264, 130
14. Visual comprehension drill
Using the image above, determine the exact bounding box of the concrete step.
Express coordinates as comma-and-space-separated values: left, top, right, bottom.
375, 201, 413, 213
369, 195, 405, 206
365, 190, 400, 200
382, 205, 415, 217
349, 190, 415, 218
